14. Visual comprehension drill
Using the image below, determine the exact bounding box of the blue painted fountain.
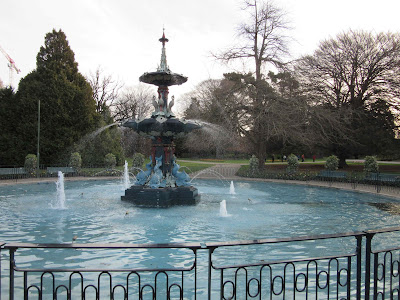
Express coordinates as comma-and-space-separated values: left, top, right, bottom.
121, 31, 201, 207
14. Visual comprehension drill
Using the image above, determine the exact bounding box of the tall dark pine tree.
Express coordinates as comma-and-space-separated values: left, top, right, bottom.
15, 29, 99, 165
0, 87, 20, 165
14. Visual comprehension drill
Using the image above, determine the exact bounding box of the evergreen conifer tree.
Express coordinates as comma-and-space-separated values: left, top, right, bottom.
15, 29, 99, 164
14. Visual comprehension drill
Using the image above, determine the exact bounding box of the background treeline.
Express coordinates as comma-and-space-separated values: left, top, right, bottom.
0, 0, 399, 168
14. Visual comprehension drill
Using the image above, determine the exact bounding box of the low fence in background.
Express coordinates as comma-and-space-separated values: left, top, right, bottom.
1, 165, 400, 197
235, 168, 400, 196
0, 165, 124, 181
1, 228, 400, 299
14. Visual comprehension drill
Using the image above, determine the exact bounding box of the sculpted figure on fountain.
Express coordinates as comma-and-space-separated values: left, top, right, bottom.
134, 157, 153, 185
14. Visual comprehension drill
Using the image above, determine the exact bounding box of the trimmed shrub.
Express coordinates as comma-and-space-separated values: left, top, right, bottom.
287, 154, 299, 174
325, 155, 339, 171
249, 155, 259, 175
69, 152, 82, 172
24, 154, 37, 176
104, 153, 117, 169
364, 156, 379, 173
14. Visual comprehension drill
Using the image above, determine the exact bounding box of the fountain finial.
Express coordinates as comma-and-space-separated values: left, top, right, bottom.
139, 30, 187, 86
159, 28, 168, 47
158, 29, 170, 72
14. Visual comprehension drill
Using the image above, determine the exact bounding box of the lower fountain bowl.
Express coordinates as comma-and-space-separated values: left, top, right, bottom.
121, 117, 201, 137
121, 185, 200, 208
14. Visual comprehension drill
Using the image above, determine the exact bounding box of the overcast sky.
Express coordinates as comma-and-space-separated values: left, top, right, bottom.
1, 0, 400, 101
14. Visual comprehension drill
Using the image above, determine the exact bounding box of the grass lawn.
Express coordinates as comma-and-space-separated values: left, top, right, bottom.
176, 161, 215, 173
124, 158, 214, 174
123, 157, 400, 175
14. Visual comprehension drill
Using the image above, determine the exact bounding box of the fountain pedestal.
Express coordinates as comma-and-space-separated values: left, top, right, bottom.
122, 186, 200, 207
121, 31, 201, 207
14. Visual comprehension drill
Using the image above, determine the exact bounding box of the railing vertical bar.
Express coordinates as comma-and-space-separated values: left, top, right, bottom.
9, 248, 15, 300
0, 244, 2, 300
194, 249, 197, 300
397, 251, 400, 300
181, 270, 184, 300
327, 261, 330, 300
356, 235, 362, 300
23, 271, 27, 300
365, 233, 375, 300
207, 247, 213, 300
336, 260, 340, 300
292, 265, 296, 300
389, 253, 393, 300
373, 252, 378, 300
347, 256, 351, 299
259, 267, 263, 300
220, 269, 223, 300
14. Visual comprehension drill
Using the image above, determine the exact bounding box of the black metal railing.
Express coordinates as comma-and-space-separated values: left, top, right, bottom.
1, 227, 400, 299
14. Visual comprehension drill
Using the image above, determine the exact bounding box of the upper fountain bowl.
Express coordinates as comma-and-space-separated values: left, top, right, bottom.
121, 116, 201, 138
139, 71, 187, 87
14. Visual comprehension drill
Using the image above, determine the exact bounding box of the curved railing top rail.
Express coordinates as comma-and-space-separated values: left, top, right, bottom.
2, 226, 400, 250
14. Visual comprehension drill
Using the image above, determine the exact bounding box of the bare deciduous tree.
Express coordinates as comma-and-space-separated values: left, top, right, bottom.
114, 84, 155, 157
112, 84, 154, 122
213, 0, 291, 81
182, 79, 245, 158
87, 66, 123, 114
211, 0, 298, 166
295, 30, 400, 166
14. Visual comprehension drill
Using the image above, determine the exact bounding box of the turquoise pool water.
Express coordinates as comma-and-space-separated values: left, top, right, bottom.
1, 179, 400, 298
0, 179, 399, 245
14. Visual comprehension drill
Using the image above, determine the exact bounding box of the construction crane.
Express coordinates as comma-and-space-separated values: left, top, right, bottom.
0, 44, 21, 88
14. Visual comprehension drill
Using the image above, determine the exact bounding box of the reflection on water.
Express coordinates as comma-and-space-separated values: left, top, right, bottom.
369, 202, 400, 215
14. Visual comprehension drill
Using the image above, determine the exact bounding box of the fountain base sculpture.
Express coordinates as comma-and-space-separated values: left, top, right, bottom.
121, 156, 201, 207
122, 186, 200, 207
120, 31, 201, 207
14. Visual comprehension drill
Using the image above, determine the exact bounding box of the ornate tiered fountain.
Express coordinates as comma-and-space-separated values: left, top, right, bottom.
121, 31, 201, 207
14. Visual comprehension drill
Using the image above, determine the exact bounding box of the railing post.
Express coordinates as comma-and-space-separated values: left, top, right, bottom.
0, 244, 2, 300
365, 232, 375, 300
194, 249, 197, 300
207, 246, 215, 300
373, 252, 378, 299
356, 235, 362, 300
376, 172, 381, 193
9, 247, 16, 300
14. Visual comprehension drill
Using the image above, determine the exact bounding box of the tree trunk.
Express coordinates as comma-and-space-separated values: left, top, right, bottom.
338, 155, 348, 169
255, 140, 266, 170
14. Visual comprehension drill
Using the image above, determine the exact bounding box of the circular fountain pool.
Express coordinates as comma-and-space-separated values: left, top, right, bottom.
2, 179, 400, 299
1, 179, 399, 245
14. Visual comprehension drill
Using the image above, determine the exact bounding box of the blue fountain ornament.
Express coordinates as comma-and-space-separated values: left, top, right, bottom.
134, 157, 153, 185
172, 158, 191, 187
148, 156, 166, 189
